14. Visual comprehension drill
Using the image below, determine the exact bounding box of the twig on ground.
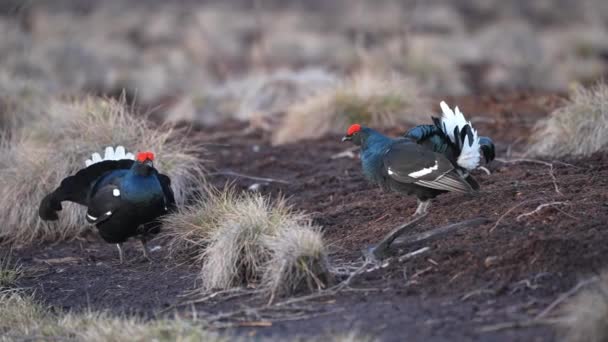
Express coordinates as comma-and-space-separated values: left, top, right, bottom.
330, 146, 359, 159
208, 170, 289, 184
478, 318, 562, 333
495, 158, 563, 195
478, 276, 599, 333
393, 217, 490, 248
515, 202, 569, 221
461, 288, 496, 301
398, 247, 430, 262
489, 199, 542, 233
534, 276, 599, 320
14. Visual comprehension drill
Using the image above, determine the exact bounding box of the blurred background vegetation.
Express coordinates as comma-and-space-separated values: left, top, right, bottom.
1, 0, 607, 123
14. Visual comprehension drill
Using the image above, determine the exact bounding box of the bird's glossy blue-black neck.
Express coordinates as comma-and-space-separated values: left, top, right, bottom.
359, 127, 394, 151
358, 128, 395, 183
130, 162, 154, 177
119, 162, 162, 200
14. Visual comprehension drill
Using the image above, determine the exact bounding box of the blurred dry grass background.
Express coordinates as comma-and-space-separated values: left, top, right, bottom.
1, 0, 608, 136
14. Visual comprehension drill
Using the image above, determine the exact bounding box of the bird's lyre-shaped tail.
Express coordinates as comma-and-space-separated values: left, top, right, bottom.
39, 146, 136, 221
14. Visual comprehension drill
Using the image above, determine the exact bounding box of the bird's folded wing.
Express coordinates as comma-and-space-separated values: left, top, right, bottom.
382, 141, 473, 193
85, 185, 122, 224
157, 173, 176, 211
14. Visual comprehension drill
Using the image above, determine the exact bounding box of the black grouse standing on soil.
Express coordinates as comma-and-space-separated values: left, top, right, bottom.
342, 101, 495, 258
39, 146, 176, 263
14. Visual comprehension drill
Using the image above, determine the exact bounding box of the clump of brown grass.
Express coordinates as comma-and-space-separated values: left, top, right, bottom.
162, 188, 240, 262
199, 191, 305, 291
0, 290, 227, 342
164, 188, 332, 297
0, 251, 21, 289
236, 68, 337, 131
0, 288, 373, 342
528, 82, 608, 158
557, 273, 608, 342
0, 96, 205, 245
272, 71, 429, 145
262, 225, 332, 302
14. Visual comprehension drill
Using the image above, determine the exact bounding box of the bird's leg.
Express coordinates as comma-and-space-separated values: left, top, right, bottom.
140, 237, 152, 262
415, 199, 431, 216
365, 200, 431, 262
116, 243, 124, 264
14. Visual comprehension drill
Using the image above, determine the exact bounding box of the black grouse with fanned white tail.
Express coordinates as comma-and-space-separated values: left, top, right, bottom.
342, 101, 494, 257
39, 146, 176, 263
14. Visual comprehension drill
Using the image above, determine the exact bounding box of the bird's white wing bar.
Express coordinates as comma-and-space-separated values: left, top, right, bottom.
408, 160, 439, 178
85, 145, 136, 167
85, 210, 113, 224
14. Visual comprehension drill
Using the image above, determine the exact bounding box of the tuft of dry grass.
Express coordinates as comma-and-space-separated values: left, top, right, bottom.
272, 71, 429, 145
0, 96, 205, 245
162, 188, 241, 262
236, 68, 337, 131
262, 225, 332, 302
199, 191, 303, 291
0, 251, 21, 289
0, 289, 373, 342
528, 82, 608, 158
164, 188, 332, 297
0, 290, 227, 342
557, 273, 608, 342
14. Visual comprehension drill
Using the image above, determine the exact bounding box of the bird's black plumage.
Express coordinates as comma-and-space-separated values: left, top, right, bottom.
39, 149, 175, 247
346, 126, 473, 202
343, 102, 495, 204
342, 102, 494, 259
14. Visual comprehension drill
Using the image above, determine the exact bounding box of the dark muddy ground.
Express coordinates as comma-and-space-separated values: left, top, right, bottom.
16, 93, 608, 341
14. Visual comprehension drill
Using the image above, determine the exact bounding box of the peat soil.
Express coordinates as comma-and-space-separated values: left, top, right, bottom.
15, 92, 608, 341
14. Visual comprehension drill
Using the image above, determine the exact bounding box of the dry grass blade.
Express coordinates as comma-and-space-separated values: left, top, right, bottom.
528, 82, 608, 158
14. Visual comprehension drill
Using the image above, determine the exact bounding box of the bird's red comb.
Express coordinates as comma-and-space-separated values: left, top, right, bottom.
347, 124, 362, 136
136, 151, 155, 162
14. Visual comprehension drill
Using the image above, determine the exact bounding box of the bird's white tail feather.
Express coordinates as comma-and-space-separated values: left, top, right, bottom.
457, 127, 480, 171
85, 146, 135, 167
439, 101, 481, 171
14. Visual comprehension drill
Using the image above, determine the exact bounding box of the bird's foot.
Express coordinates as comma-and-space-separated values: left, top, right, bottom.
138, 239, 155, 263
362, 245, 389, 264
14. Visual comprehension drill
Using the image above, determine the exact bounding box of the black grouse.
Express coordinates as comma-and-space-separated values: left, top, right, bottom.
39, 146, 176, 263
342, 101, 495, 258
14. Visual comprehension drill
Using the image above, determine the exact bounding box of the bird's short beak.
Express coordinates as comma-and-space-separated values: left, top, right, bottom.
144, 159, 154, 167
341, 135, 351, 142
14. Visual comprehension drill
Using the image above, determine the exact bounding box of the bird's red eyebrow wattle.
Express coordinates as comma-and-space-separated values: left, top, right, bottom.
347, 124, 361, 136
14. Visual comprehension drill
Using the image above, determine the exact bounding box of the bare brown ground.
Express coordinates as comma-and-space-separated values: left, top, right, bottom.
15, 92, 608, 341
